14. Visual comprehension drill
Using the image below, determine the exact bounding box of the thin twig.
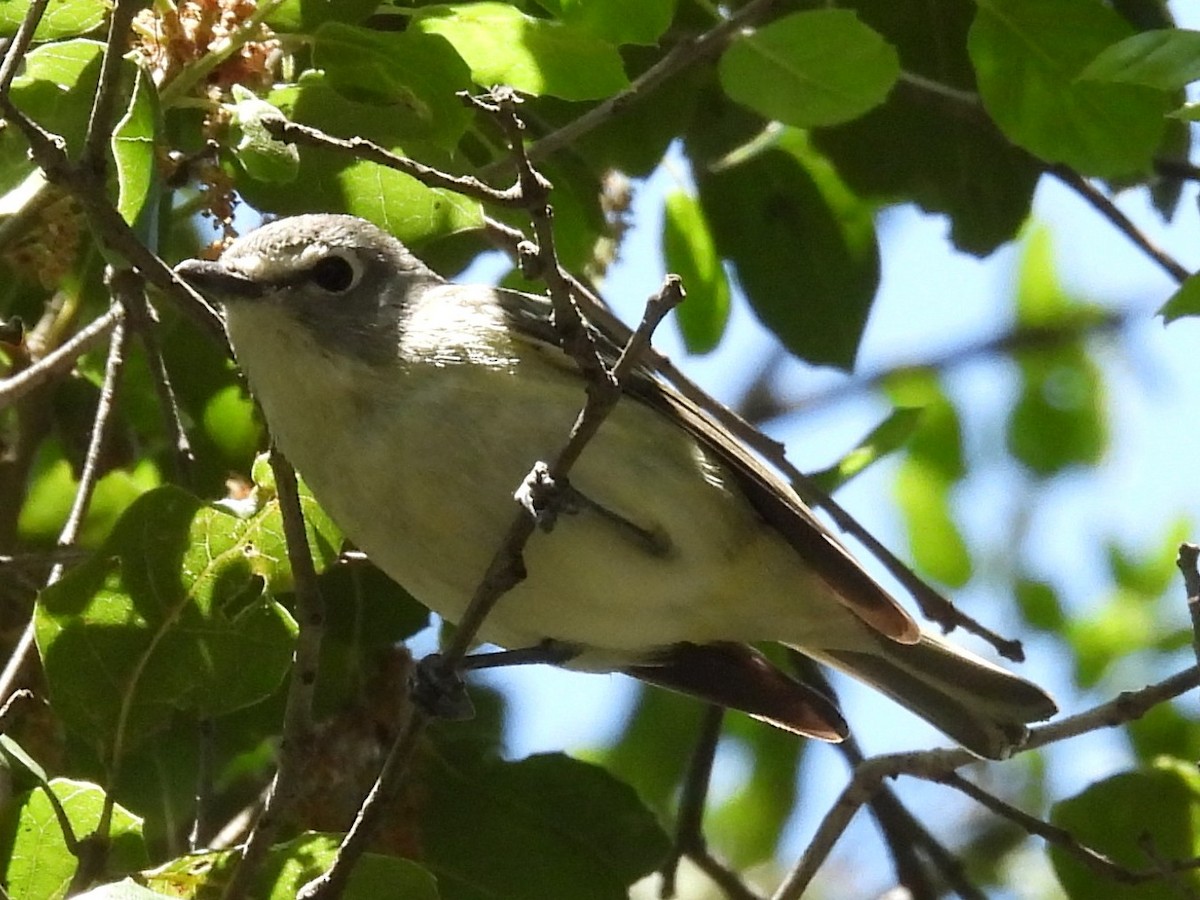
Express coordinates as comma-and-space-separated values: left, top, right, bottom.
220, 448, 328, 900
791, 312, 1129, 417
0, 0, 51, 95
688, 850, 764, 900
1177, 544, 1200, 669
775, 664, 1200, 899
662, 705, 724, 897
260, 118, 525, 207
82, 0, 140, 174
939, 771, 1200, 886
477, 0, 780, 178
58, 304, 130, 894
121, 285, 195, 484
0, 306, 123, 411
189, 717, 215, 851
470, 87, 608, 383
1047, 165, 1190, 284
0, 100, 227, 346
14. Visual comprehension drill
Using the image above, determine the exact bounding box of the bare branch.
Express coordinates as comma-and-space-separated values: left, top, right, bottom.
261, 118, 525, 207
0, 0, 51, 95
1047, 165, 1189, 284
82, 0, 141, 174
0, 306, 123, 411
478, 0, 781, 177
1177, 544, 1200, 669
220, 448, 327, 900
940, 772, 1200, 887
116, 279, 195, 483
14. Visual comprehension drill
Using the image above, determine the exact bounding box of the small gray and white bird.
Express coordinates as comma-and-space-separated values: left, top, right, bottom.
176, 213, 1055, 758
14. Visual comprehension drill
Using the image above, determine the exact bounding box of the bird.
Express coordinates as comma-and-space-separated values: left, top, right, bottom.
175, 213, 1056, 759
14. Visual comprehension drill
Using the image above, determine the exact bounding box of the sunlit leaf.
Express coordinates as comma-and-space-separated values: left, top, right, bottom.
719, 9, 898, 127
969, 0, 1170, 176
111, 66, 158, 225
533, 0, 675, 46
239, 73, 482, 244
1051, 758, 1200, 899
34, 482, 340, 752
413, 2, 628, 100
0, 779, 146, 900
313, 22, 473, 147
809, 406, 924, 493
1080, 29, 1200, 90
1159, 272, 1200, 322
227, 86, 300, 184
0, 0, 106, 39
662, 188, 731, 354
885, 370, 970, 587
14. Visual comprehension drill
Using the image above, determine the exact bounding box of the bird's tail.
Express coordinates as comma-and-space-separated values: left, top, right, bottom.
804, 632, 1057, 759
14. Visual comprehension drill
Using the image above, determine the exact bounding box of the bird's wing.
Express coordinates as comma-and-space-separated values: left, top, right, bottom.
497, 288, 919, 644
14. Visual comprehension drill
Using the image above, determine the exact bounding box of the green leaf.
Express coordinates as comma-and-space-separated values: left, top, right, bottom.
227, 86, 300, 184
413, 2, 629, 101
968, 0, 1170, 177
265, 0, 377, 30
0, 779, 147, 900
533, 0, 675, 46
1051, 758, 1200, 899
812, 0, 1039, 255
1067, 591, 1155, 687
1006, 230, 1107, 476
1014, 577, 1066, 631
238, 73, 482, 245
809, 406, 924, 493
8, 40, 105, 163
1159, 271, 1200, 321
111, 66, 158, 226
260, 834, 440, 900
718, 9, 899, 128
595, 684, 707, 814
0, 0, 106, 39
693, 129, 879, 369
1107, 518, 1192, 599
893, 457, 971, 587
313, 22, 474, 148
885, 370, 970, 587
422, 750, 669, 899
1080, 29, 1200, 90
18, 443, 162, 547
708, 702, 805, 866
314, 560, 430, 715
33, 483, 341, 752
1127, 703, 1200, 763
140, 833, 439, 899
0, 735, 51, 790
662, 188, 731, 354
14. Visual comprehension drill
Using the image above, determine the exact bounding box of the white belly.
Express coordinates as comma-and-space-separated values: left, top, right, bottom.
227, 301, 862, 664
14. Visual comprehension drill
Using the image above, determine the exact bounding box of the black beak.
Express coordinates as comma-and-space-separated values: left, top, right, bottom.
174, 259, 266, 300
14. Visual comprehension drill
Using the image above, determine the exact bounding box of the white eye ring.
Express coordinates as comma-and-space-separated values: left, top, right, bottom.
307, 248, 364, 294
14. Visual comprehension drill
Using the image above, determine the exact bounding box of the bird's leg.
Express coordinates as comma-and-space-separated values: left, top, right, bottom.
410, 639, 582, 720
458, 638, 581, 670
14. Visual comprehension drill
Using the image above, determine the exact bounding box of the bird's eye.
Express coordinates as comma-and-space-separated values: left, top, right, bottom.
307, 250, 362, 293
